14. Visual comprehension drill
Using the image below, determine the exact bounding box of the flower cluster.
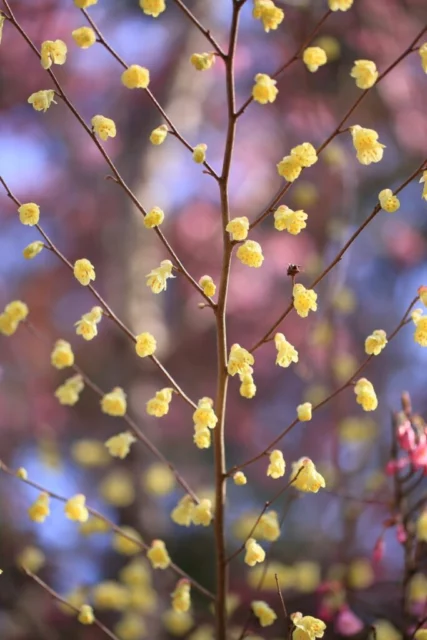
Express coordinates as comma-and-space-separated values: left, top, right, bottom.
277, 142, 318, 182
55, 374, 85, 406
199, 275, 216, 297
274, 205, 307, 234
275, 332, 298, 368
101, 387, 127, 416
350, 60, 378, 89
171, 495, 213, 527
291, 458, 325, 493
75, 306, 103, 340
267, 449, 286, 479
105, 432, 136, 459
252, 0, 284, 32
193, 397, 218, 449
0, 300, 29, 336
354, 378, 378, 411
146, 388, 174, 417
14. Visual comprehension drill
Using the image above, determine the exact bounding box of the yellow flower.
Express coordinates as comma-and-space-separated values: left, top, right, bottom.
171, 495, 195, 526
420, 171, 427, 200
328, 0, 353, 9
101, 387, 127, 416
163, 610, 194, 636
51, 339, 74, 369
0, 313, 18, 336
28, 90, 56, 112
194, 426, 211, 449
226, 216, 250, 241
146, 387, 174, 417
419, 43, 427, 73
23, 241, 44, 259
293, 283, 317, 318
192, 499, 213, 526
354, 377, 378, 411
251, 601, 277, 627
99, 470, 135, 507
78, 604, 95, 625
16, 467, 28, 480
55, 374, 84, 406
28, 492, 50, 523
193, 143, 207, 164
172, 579, 191, 613
122, 65, 150, 89
40, 40, 67, 70
350, 125, 385, 165
75, 316, 97, 340
291, 143, 318, 168
150, 124, 168, 144
139, 0, 166, 17
135, 331, 156, 358
16, 546, 45, 572
5, 300, 29, 322
228, 343, 254, 376
267, 450, 285, 479
365, 329, 387, 355
199, 275, 216, 297
240, 369, 256, 399
193, 397, 218, 428
291, 457, 325, 493
115, 613, 147, 640
72, 26, 96, 49
303, 47, 327, 72
143, 462, 175, 496
379, 188, 400, 213
73, 258, 95, 286
418, 285, 427, 306
252, 73, 278, 104
350, 60, 378, 89
146, 259, 175, 293
275, 332, 298, 367
236, 240, 264, 267
252, 0, 284, 33
297, 402, 312, 421
18, 202, 40, 226
233, 471, 247, 485
190, 53, 215, 71
92, 581, 130, 610
416, 511, 427, 542
258, 511, 280, 541
105, 432, 136, 459
415, 317, 427, 346
74, 0, 98, 7
244, 538, 265, 566
65, 494, 89, 522
144, 206, 164, 228
91, 115, 116, 141
277, 155, 302, 182
113, 526, 143, 555
292, 612, 326, 639
274, 205, 307, 234
147, 539, 171, 569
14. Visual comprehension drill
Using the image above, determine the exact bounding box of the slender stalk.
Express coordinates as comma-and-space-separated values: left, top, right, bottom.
170, 0, 225, 57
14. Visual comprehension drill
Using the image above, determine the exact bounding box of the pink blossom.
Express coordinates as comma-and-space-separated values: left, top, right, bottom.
373, 537, 385, 564
410, 437, 427, 470
396, 523, 407, 544
397, 421, 416, 451
335, 608, 364, 636
386, 458, 408, 475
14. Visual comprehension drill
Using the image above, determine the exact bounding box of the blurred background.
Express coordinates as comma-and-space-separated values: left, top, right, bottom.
1, 0, 427, 638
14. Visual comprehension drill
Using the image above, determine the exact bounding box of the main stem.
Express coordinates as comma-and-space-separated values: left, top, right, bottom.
214, 4, 241, 639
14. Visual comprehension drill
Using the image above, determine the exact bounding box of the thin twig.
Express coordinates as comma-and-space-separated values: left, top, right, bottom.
274, 574, 288, 621
170, 0, 225, 57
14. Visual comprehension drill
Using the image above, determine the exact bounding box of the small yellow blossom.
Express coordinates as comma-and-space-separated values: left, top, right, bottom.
415, 317, 427, 346
146, 259, 175, 293
16, 467, 28, 480
99, 470, 135, 507
291, 458, 325, 493
172, 580, 191, 613
252, 73, 278, 105
379, 189, 400, 213
55, 374, 84, 406
122, 65, 150, 89
163, 610, 194, 636
275, 332, 298, 367
139, 0, 166, 17
297, 402, 312, 421
65, 494, 89, 522
78, 604, 95, 625
146, 387, 174, 417
416, 511, 427, 542
350, 125, 385, 165
236, 239, 264, 267
226, 216, 250, 241
113, 526, 143, 555
245, 538, 265, 567
51, 339, 74, 369
40, 40, 67, 70
75, 316, 97, 341
251, 601, 277, 627
258, 511, 280, 541
72, 27, 96, 49
412, 308, 424, 323
291, 143, 318, 168
74, 0, 98, 7
194, 426, 211, 449
144, 206, 164, 228
190, 52, 215, 71
16, 546, 45, 572
365, 329, 387, 355
73, 258, 95, 286
150, 124, 168, 145
143, 462, 175, 495
277, 155, 302, 182
193, 397, 218, 429
4, 300, 29, 322
192, 499, 213, 526
105, 432, 136, 459
115, 613, 147, 640
171, 495, 195, 526
18, 203, 40, 226
274, 205, 307, 234
240, 368, 256, 399
252, 0, 284, 33
135, 331, 156, 357
199, 275, 216, 297
91, 115, 116, 141
267, 450, 285, 479
92, 581, 130, 610
147, 539, 171, 569
293, 283, 318, 318
419, 171, 427, 200
228, 343, 254, 376
350, 60, 378, 89
292, 612, 326, 639
328, 0, 353, 9
193, 143, 207, 164
23, 241, 44, 259
28, 90, 56, 112
354, 377, 378, 411
28, 492, 50, 523
101, 387, 127, 416
0, 313, 18, 336
233, 471, 247, 485
303, 47, 327, 72
419, 43, 427, 73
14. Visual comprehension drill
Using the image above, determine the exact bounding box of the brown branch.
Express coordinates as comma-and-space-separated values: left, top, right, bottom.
0, 177, 197, 411
1, 0, 214, 308
0, 460, 214, 600
170, 0, 225, 57
274, 574, 288, 621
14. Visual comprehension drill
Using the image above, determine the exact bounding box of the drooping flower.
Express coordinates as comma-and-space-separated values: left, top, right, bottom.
252, 0, 284, 32
101, 387, 127, 416
193, 143, 207, 164
150, 124, 168, 145
365, 329, 387, 356
78, 605, 95, 625
290, 458, 325, 493
105, 432, 136, 459
190, 52, 215, 71
144, 206, 164, 228
139, 0, 166, 17
226, 216, 250, 241
354, 378, 378, 411
328, 0, 353, 9
28, 90, 56, 112
297, 402, 312, 421
192, 499, 213, 526
146, 387, 174, 417
65, 494, 89, 522
350, 125, 385, 165
293, 283, 317, 318
40, 40, 67, 70
244, 538, 265, 566
147, 539, 171, 569
171, 580, 191, 613
251, 601, 277, 627
23, 241, 44, 259
28, 492, 50, 523
74, 258, 96, 286
236, 240, 264, 267
55, 374, 84, 406
274, 205, 307, 234
378, 189, 400, 213
302, 47, 327, 72
267, 450, 285, 479
91, 115, 116, 141
252, 73, 278, 104
146, 259, 175, 293
199, 275, 216, 297
18, 203, 40, 226
228, 343, 254, 376
135, 331, 157, 357
350, 60, 378, 89
275, 333, 298, 368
